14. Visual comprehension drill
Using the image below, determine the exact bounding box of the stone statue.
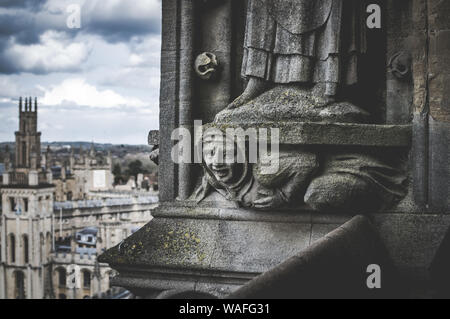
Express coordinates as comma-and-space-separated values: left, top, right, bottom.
227, 0, 366, 110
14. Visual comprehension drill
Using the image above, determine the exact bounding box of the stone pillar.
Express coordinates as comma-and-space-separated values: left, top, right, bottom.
177, 0, 195, 200
411, 0, 450, 211
46, 171, 52, 184
158, 0, 180, 202
2, 173, 9, 185
427, 0, 450, 210
0, 264, 4, 299
28, 171, 38, 186
27, 266, 32, 299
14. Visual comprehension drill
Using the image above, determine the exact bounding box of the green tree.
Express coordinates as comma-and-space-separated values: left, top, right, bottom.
112, 164, 123, 185
126, 160, 148, 180
112, 164, 121, 176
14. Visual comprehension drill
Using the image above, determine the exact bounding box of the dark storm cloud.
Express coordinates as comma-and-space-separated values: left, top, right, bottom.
84, 15, 161, 43
0, 0, 161, 74
0, 11, 40, 45
0, 0, 46, 11
82, 0, 161, 42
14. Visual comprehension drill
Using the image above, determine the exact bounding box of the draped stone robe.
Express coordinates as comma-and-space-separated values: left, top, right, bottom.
241, 0, 366, 97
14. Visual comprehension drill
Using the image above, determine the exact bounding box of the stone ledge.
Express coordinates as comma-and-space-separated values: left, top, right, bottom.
150, 122, 412, 147
204, 122, 412, 147
152, 203, 352, 224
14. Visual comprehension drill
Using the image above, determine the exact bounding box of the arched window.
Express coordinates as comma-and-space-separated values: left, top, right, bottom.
9, 197, 16, 212
39, 233, 44, 262
14, 271, 25, 299
9, 234, 16, 263
21, 142, 26, 167
46, 232, 52, 256
57, 268, 66, 287
23, 235, 29, 264
82, 270, 91, 289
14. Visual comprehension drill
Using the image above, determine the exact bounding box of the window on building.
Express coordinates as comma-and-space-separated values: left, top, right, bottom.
40, 234, 44, 261
58, 293, 66, 299
21, 142, 26, 166
83, 270, 91, 289
58, 268, 66, 287
15, 271, 25, 299
9, 234, 15, 263
67, 191, 73, 201
9, 197, 16, 212
46, 232, 52, 255
23, 235, 29, 264
23, 198, 28, 212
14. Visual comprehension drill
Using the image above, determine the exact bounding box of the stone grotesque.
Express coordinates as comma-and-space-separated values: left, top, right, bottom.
194, 130, 407, 213
193, 130, 319, 210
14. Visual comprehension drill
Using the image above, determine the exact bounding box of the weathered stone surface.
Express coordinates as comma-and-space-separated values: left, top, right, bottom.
427, 0, 450, 122
158, 0, 179, 202
226, 216, 401, 299
214, 85, 372, 124
372, 214, 450, 284
98, 205, 351, 297
203, 121, 412, 147
429, 118, 450, 210
100, 213, 322, 273
430, 226, 450, 298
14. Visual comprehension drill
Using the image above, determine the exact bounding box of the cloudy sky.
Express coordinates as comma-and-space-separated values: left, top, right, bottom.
0, 0, 161, 144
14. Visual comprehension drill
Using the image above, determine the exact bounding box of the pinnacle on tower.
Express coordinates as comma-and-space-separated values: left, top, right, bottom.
90, 142, 95, 157
35, 97, 38, 112
19, 96, 22, 112
29, 96, 32, 111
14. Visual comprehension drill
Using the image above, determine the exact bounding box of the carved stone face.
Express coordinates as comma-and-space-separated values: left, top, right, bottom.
203, 139, 241, 185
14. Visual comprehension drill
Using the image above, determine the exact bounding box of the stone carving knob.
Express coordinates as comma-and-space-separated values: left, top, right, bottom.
388, 51, 411, 80
194, 52, 219, 80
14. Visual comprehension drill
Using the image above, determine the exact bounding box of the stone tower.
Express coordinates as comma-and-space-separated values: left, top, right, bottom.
15, 97, 41, 170
0, 97, 55, 299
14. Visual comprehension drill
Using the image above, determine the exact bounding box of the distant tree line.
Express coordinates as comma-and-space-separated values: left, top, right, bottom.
113, 160, 151, 185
